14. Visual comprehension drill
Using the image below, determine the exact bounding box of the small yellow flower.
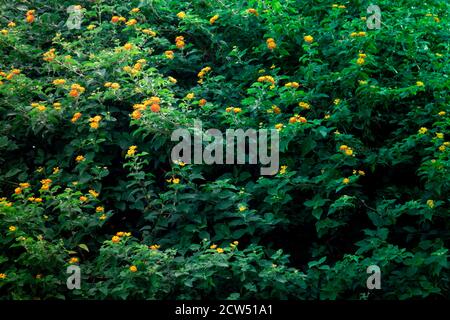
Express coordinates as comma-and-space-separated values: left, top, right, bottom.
298, 102, 310, 110
279, 165, 288, 174
69, 257, 79, 264
210, 244, 217, 249
111, 236, 120, 243
0, 273, 7, 279
96, 206, 104, 213
53, 79, 66, 85
416, 81, 425, 87
172, 178, 180, 184
123, 43, 133, 50
75, 155, 85, 162
99, 214, 107, 220
342, 178, 350, 185
304, 35, 314, 43
127, 145, 138, 157
131, 8, 140, 13
436, 133, 444, 139
275, 123, 284, 131
418, 127, 428, 134
129, 265, 137, 272
89, 190, 99, 198
216, 248, 224, 253
149, 244, 160, 250
238, 205, 247, 212
334, 99, 341, 105
427, 199, 435, 209
186, 93, 195, 100
14, 187, 22, 195
9, 226, 17, 232
210, 14, 219, 24
177, 11, 186, 19
87, 24, 96, 30
438, 111, 446, 116
356, 57, 365, 65
439, 145, 446, 152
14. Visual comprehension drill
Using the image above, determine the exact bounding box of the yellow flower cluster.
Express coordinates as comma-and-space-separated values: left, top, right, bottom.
210, 15, 219, 24
71, 112, 82, 123
89, 115, 102, 129
257, 75, 275, 86
75, 155, 85, 162
142, 29, 156, 36
164, 50, 174, 59
353, 169, 366, 176
177, 11, 186, 19
285, 82, 300, 88
167, 177, 180, 184
266, 38, 276, 50
226, 107, 242, 113
43, 48, 56, 62
104, 82, 120, 90
69, 257, 79, 264
339, 145, 354, 156
175, 36, 185, 49
279, 165, 288, 174
69, 83, 85, 98
304, 35, 314, 43
53, 79, 66, 85
40, 178, 52, 191
298, 101, 310, 110
198, 66, 211, 79
266, 105, 281, 114
149, 244, 160, 250
418, 127, 428, 134
289, 115, 307, 124
350, 31, 366, 37
112, 231, 131, 243
127, 145, 137, 157
26, 10, 35, 23
31, 102, 47, 112
356, 52, 366, 65
332, 4, 346, 9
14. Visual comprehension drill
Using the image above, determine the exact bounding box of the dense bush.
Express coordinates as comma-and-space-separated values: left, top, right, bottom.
0, 0, 449, 299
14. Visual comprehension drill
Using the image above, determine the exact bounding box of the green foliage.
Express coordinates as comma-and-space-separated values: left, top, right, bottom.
0, 0, 449, 299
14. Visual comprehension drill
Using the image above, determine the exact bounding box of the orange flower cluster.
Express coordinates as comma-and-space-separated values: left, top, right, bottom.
69, 84, 85, 98
164, 50, 174, 59
40, 178, 52, 191
247, 8, 258, 16
89, 115, 102, 129
26, 10, 35, 23
175, 36, 185, 49
43, 48, 56, 62
71, 112, 82, 123
257, 75, 275, 85
266, 38, 276, 50
289, 115, 307, 124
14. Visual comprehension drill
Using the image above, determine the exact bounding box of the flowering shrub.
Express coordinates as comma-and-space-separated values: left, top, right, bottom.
0, 0, 449, 299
